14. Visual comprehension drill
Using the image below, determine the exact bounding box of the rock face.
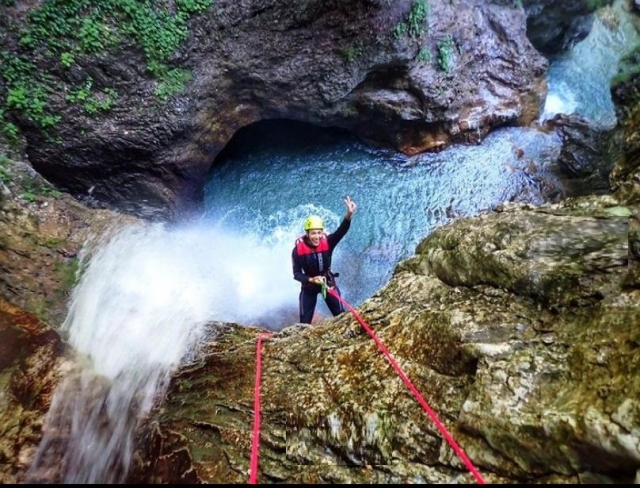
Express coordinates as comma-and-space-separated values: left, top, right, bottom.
521, 0, 613, 55
543, 114, 622, 197
129, 192, 637, 484
0, 0, 547, 219
0, 155, 137, 328
1, 1, 639, 484
0, 298, 70, 484
0, 142, 142, 483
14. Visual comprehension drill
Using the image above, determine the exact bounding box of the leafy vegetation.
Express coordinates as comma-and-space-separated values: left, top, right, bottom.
586, 0, 609, 10
437, 35, 455, 73
342, 42, 364, 63
0, 0, 214, 139
0, 151, 63, 197
56, 258, 81, 292
155, 68, 193, 101
611, 44, 640, 87
417, 47, 432, 63
488, 0, 523, 7
66, 78, 118, 114
0, 155, 12, 183
394, 0, 430, 40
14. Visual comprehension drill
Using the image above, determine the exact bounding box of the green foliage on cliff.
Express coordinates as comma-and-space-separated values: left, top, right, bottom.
394, 0, 430, 40
586, 0, 609, 10
0, 0, 214, 139
0, 155, 11, 183
437, 35, 455, 73
612, 43, 640, 87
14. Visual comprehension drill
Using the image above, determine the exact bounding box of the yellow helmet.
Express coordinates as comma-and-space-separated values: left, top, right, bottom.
304, 215, 324, 231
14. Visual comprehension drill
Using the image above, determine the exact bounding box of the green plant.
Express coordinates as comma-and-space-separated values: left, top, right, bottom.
56, 258, 80, 292
417, 46, 431, 63
437, 35, 455, 73
407, 0, 429, 38
18, 178, 61, 201
38, 183, 61, 198
394, 0, 429, 40
60, 52, 75, 68
0, 109, 19, 143
42, 236, 67, 248
586, 0, 608, 10
0, 155, 12, 183
0, 0, 215, 136
0, 52, 61, 131
393, 22, 408, 40
612, 43, 640, 86
155, 68, 193, 101
66, 78, 119, 114
343, 42, 364, 63
22, 190, 37, 202
488, 0, 523, 7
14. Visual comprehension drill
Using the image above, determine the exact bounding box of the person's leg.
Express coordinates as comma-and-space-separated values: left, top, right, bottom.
299, 287, 318, 324
325, 286, 345, 317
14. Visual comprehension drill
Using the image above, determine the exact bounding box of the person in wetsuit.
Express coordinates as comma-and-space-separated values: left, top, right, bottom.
291, 196, 357, 324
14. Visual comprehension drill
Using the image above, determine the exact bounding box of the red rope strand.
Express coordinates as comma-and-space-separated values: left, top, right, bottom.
249, 332, 272, 484
328, 289, 486, 484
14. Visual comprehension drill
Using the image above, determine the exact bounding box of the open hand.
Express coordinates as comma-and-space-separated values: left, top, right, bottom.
344, 196, 357, 216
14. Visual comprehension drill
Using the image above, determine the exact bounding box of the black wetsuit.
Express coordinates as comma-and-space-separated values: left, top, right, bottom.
291, 218, 351, 324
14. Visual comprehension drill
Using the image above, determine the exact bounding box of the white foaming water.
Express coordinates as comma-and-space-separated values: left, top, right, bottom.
542, 87, 578, 120
28, 217, 305, 483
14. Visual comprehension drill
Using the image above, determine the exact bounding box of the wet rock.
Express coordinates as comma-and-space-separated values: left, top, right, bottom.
131, 194, 637, 484
521, 0, 613, 55
543, 114, 621, 198
0, 298, 71, 484
0, 181, 10, 204
3, 0, 547, 219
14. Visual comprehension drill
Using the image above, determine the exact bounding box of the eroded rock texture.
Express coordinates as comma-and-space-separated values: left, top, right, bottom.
0, 298, 70, 484
130, 194, 637, 484
1, 0, 547, 219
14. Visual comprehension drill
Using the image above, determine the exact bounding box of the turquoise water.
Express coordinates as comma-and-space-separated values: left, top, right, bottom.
542, 0, 640, 127
203, 121, 563, 319
203, 0, 640, 322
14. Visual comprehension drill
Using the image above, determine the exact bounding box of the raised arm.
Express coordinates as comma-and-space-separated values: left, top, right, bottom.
344, 195, 357, 220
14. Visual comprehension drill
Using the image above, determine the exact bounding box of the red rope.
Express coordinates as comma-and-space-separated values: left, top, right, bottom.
249, 332, 272, 484
328, 289, 486, 484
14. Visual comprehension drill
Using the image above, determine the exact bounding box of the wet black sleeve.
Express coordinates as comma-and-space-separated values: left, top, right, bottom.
327, 218, 351, 249
292, 247, 310, 285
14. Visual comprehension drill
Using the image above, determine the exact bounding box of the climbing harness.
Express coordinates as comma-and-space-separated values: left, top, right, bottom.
248, 293, 486, 484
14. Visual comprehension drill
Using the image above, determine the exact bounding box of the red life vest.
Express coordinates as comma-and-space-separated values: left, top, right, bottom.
295, 234, 329, 255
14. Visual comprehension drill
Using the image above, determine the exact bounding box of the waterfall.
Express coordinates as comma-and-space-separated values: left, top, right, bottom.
541, 0, 640, 127
26, 220, 301, 482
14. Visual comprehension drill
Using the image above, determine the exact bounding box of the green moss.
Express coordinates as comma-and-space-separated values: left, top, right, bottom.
393, 0, 430, 40
55, 258, 80, 293
0, 154, 12, 183
0, 0, 216, 137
